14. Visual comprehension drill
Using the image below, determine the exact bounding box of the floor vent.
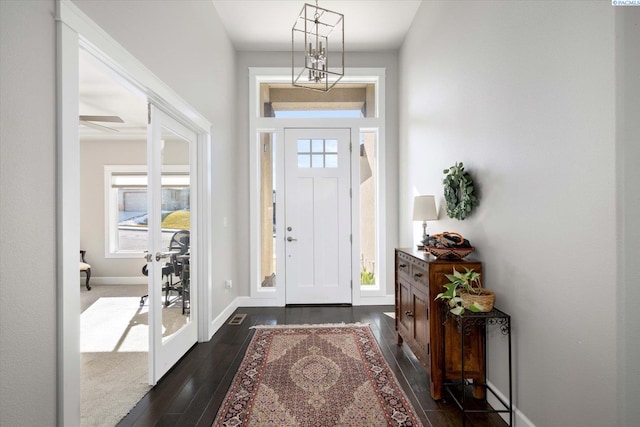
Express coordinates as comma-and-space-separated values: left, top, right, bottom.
228, 313, 247, 325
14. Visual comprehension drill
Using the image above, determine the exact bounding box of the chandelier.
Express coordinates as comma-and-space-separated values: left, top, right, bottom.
292, 1, 344, 92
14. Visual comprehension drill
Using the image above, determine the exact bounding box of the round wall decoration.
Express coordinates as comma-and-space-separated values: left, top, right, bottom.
443, 162, 478, 220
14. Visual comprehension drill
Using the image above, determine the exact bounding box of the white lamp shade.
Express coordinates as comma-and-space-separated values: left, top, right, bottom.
413, 195, 438, 221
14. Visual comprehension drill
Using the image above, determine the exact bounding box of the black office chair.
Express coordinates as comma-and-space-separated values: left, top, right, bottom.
140, 230, 190, 310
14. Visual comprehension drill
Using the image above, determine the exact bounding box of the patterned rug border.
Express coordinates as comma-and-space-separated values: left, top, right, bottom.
214, 323, 424, 426
250, 322, 370, 330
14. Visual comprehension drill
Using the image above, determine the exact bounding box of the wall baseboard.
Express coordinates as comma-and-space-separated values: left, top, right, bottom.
356, 295, 394, 305
88, 277, 147, 285
236, 296, 282, 307
486, 380, 536, 427
208, 299, 241, 340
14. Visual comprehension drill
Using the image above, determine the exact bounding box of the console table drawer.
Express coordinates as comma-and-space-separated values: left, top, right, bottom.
411, 264, 428, 288
396, 254, 412, 282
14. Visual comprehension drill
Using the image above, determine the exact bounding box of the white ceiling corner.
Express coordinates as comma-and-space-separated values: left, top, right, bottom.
211, 0, 422, 52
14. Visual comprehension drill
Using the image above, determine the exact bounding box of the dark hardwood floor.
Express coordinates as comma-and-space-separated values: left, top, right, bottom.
118, 306, 507, 427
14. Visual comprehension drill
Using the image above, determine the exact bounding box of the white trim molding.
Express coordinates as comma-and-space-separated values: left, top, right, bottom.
486, 380, 536, 427
58, 0, 210, 133
86, 277, 147, 286
248, 67, 388, 307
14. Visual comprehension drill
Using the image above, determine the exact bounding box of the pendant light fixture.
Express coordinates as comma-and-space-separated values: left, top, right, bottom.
292, 1, 344, 92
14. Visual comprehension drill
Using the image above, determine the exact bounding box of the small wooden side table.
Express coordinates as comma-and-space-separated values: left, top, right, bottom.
443, 307, 512, 426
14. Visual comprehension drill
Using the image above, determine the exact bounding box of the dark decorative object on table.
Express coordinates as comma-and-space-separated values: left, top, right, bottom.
423, 232, 475, 259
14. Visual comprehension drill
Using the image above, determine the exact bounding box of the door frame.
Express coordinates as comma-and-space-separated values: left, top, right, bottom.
248, 67, 388, 307
56, 1, 212, 424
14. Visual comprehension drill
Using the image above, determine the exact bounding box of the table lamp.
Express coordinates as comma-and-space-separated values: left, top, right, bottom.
413, 195, 438, 249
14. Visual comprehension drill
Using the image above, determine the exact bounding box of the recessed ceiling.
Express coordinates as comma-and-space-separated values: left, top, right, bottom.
211, 0, 422, 51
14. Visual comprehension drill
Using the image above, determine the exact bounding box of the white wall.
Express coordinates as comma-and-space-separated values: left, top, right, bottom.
616, 7, 640, 426
400, 1, 617, 425
73, 0, 240, 322
0, 1, 57, 425
80, 139, 147, 279
235, 51, 400, 297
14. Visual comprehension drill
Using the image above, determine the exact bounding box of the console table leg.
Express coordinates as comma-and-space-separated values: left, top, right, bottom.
472, 381, 486, 399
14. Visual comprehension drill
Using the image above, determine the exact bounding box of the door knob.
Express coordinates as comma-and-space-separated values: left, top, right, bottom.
155, 251, 177, 261
287, 236, 298, 242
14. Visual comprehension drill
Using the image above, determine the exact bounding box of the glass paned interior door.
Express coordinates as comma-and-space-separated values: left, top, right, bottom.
148, 105, 197, 384
159, 127, 191, 343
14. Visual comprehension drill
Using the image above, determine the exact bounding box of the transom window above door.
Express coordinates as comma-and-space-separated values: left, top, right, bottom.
297, 139, 338, 168
260, 82, 376, 118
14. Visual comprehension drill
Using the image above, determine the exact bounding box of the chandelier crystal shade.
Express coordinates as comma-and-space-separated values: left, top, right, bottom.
292, 2, 344, 92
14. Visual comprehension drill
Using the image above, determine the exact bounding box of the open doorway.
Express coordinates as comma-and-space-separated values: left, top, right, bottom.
58, 4, 213, 424
78, 49, 151, 426
78, 49, 196, 424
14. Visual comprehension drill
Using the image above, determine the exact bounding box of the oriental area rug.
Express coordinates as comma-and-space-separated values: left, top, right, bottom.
213, 324, 423, 427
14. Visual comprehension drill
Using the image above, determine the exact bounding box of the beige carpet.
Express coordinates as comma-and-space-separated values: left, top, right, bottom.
81, 351, 149, 427
80, 284, 188, 426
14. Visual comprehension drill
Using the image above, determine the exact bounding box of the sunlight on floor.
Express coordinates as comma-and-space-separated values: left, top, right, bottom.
80, 297, 149, 352
384, 311, 395, 319
81, 296, 189, 353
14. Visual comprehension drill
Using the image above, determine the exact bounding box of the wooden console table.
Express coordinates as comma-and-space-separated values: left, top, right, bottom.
394, 248, 485, 400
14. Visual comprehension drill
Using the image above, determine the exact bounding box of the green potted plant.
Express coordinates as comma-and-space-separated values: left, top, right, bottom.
435, 267, 495, 315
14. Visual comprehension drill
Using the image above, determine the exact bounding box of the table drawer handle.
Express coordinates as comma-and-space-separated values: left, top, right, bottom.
405, 311, 414, 317
413, 273, 423, 280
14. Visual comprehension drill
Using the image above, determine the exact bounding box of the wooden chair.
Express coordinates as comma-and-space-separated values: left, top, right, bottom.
80, 250, 91, 291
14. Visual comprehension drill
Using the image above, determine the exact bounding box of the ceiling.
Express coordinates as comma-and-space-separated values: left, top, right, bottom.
79, 51, 148, 140
211, 0, 422, 51
79, 1, 422, 140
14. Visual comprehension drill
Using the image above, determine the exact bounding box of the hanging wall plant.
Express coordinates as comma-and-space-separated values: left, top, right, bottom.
443, 162, 478, 220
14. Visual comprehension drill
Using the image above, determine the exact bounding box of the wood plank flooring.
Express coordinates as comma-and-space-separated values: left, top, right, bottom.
118, 306, 508, 427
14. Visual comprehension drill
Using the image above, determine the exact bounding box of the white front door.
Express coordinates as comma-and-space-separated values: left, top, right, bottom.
284, 128, 352, 304
147, 105, 198, 384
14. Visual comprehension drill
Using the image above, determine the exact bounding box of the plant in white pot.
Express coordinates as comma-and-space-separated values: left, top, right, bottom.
435, 267, 495, 315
